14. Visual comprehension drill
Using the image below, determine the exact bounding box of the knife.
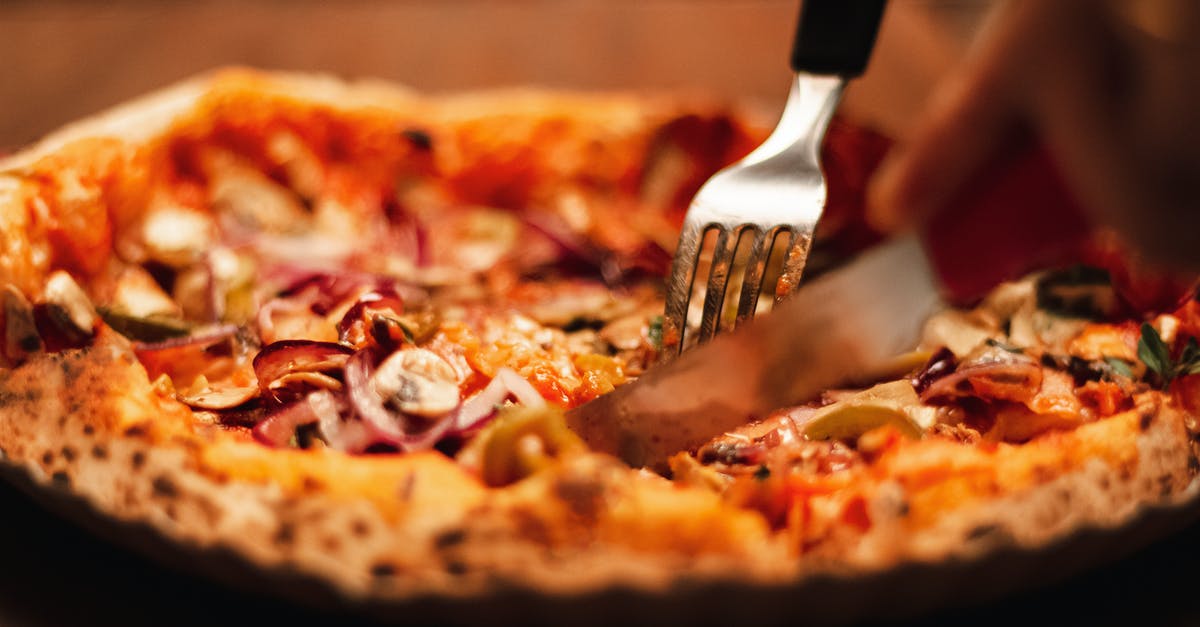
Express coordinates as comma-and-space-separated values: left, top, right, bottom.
566, 148, 1093, 472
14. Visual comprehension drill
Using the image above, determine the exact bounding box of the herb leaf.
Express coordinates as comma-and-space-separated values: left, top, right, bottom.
1104, 357, 1134, 378
1136, 323, 1200, 387
1138, 322, 1172, 382
647, 315, 664, 350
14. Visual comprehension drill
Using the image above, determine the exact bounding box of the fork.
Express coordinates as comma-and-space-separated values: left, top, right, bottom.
662, 0, 887, 355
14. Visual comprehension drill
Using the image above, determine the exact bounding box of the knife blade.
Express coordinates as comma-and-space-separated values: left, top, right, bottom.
565, 148, 1093, 472
566, 234, 940, 472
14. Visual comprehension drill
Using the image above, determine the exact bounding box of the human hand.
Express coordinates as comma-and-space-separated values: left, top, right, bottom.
867, 0, 1200, 270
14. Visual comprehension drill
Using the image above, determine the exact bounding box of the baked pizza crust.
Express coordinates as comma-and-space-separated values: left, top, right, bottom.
0, 69, 1198, 616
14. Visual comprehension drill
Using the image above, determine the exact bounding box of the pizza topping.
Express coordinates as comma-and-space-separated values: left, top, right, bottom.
97, 307, 193, 343
133, 324, 245, 395
42, 270, 98, 339
1138, 321, 1200, 389
461, 406, 586, 487
131, 322, 241, 351
344, 349, 456, 452
181, 380, 260, 410
108, 265, 183, 319
335, 288, 407, 347
252, 339, 352, 402
803, 381, 932, 441
141, 205, 215, 268
371, 348, 460, 418
2, 285, 42, 365
252, 394, 323, 447
919, 343, 1043, 404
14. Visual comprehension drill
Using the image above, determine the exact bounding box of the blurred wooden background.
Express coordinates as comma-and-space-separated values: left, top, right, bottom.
0, 1, 990, 148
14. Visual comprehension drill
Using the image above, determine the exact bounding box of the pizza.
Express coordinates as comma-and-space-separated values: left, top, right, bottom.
1, 68, 1199, 615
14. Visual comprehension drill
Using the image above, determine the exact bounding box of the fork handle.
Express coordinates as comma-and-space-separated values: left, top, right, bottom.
791, 0, 887, 76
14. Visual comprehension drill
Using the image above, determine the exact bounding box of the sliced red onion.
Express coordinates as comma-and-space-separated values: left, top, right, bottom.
781, 405, 820, 432
911, 347, 957, 396
132, 323, 239, 352
519, 211, 604, 270
309, 390, 375, 453
343, 349, 455, 452
494, 368, 546, 408
919, 346, 1043, 403
252, 399, 319, 447
276, 270, 395, 315
336, 288, 406, 343
252, 340, 352, 395
450, 368, 546, 433
450, 378, 510, 433
389, 216, 431, 268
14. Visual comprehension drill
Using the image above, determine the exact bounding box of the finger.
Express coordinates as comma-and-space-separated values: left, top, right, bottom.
866, 1, 1039, 232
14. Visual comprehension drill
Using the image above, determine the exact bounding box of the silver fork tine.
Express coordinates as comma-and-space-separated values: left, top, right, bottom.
775, 227, 815, 304
734, 226, 773, 326
663, 216, 706, 356
696, 224, 742, 344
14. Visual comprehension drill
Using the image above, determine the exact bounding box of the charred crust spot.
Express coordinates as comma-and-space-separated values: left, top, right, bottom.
61, 446, 76, 462
350, 519, 370, 537
57, 416, 67, 428
82, 424, 95, 436
0, 391, 12, 407
370, 562, 398, 578
51, 471, 70, 487
400, 128, 433, 151
91, 445, 108, 460
274, 522, 295, 546
554, 477, 605, 521
165, 504, 179, 521
399, 472, 417, 501
1160, 474, 1176, 497
967, 523, 1005, 542
59, 359, 79, 383
300, 476, 324, 492
151, 475, 178, 498
41, 451, 53, 466
446, 561, 468, 576
131, 451, 147, 471
512, 507, 551, 545
1031, 465, 1056, 483
434, 528, 467, 549
1140, 410, 1155, 431
125, 425, 147, 438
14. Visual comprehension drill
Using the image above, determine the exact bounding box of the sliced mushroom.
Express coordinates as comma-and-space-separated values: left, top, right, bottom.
180, 383, 260, 410
43, 270, 98, 338
372, 348, 461, 418
210, 160, 311, 235
141, 205, 214, 267
110, 265, 182, 318
269, 371, 344, 393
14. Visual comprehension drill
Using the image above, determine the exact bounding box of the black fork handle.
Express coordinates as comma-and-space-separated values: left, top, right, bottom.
791, 0, 887, 77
